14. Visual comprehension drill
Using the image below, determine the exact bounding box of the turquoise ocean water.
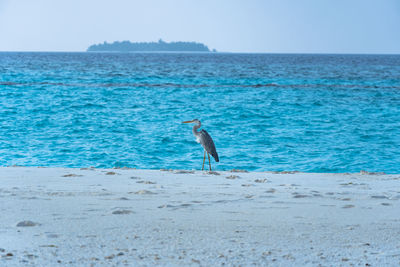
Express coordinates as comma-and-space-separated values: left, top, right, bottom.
1, 52, 399, 172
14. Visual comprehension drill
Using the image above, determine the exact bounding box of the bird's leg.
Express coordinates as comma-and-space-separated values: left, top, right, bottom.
202, 150, 206, 171
208, 153, 212, 171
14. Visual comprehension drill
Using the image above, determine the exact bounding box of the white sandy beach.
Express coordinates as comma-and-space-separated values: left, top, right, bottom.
0, 167, 399, 266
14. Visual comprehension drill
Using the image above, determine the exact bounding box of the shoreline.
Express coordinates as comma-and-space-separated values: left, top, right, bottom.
1, 167, 399, 265
3, 165, 393, 175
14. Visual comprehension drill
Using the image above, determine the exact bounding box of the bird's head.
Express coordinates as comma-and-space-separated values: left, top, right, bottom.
182, 119, 201, 125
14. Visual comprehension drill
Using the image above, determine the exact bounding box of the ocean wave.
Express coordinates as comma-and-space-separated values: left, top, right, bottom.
1, 80, 399, 90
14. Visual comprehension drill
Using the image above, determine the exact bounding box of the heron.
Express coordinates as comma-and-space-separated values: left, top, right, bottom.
182, 119, 219, 171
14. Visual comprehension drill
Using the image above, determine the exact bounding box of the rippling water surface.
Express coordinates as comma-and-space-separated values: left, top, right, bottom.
1, 52, 400, 172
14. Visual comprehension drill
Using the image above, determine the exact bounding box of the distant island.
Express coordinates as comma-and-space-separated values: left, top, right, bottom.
87, 39, 216, 52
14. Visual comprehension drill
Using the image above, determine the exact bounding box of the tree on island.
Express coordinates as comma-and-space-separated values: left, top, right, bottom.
87, 39, 214, 52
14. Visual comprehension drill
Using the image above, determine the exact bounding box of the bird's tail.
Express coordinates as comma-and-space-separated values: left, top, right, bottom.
213, 152, 219, 162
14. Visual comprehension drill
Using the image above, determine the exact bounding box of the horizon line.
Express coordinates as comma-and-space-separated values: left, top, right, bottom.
0, 50, 400, 56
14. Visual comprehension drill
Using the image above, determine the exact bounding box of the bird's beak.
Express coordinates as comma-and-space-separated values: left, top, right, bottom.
182, 120, 194, 124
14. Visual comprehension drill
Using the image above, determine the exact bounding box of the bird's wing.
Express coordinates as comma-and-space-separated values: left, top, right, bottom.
199, 129, 219, 162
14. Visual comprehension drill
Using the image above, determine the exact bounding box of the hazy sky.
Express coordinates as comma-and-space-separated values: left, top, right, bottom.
0, 0, 399, 53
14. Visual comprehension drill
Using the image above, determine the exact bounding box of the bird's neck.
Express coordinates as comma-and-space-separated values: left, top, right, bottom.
192, 122, 201, 136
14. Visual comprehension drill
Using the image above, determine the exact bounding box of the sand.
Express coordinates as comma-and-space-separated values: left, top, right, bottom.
0, 167, 400, 266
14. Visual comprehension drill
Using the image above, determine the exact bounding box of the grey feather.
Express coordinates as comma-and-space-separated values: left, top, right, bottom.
186, 119, 220, 165
198, 129, 219, 162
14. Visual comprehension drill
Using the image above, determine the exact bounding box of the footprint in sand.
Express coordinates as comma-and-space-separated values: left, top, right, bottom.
265, 188, 276, 193
136, 180, 156, 184
230, 169, 249, 173
116, 197, 130, 200
46, 233, 59, 238
131, 190, 157, 195
112, 209, 133, 215
105, 171, 119, 175
158, 204, 174, 208
62, 174, 83, 177
16, 220, 40, 227
174, 170, 195, 174
371, 195, 388, 199
292, 193, 309, 198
